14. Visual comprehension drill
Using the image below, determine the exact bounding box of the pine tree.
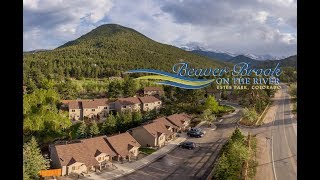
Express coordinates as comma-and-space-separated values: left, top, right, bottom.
89, 121, 100, 137
23, 137, 49, 180
102, 114, 117, 134
76, 122, 87, 138
132, 111, 143, 126
123, 77, 137, 97
204, 95, 220, 114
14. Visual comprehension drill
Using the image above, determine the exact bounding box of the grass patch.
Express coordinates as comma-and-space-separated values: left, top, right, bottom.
239, 118, 256, 126
139, 147, 157, 155
216, 105, 235, 116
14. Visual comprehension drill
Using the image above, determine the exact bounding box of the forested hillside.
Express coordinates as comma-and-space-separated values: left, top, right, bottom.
23, 24, 228, 89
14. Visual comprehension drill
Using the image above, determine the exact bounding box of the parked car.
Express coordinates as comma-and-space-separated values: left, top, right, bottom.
179, 141, 197, 149
189, 127, 206, 134
187, 130, 204, 138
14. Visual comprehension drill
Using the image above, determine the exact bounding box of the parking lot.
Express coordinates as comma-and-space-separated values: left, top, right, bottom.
118, 127, 230, 180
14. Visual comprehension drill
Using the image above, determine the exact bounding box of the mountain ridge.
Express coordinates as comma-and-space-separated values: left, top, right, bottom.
23, 24, 230, 83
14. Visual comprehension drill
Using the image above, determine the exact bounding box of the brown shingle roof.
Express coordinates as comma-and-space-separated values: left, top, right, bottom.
138, 96, 161, 103
62, 99, 110, 109
68, 101, 82, 109
106, 132, 141, 157
166, 113, 191, 128
82, 99, 109, 109
153, 117, 179, 129
51, 136, 116, 167
142, 120, 173, 137
144, 87, 163, 91
81, 136, 116, 157
115, 97, 141, 105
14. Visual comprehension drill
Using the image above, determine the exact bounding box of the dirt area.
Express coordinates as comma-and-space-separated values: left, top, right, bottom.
255, 134, 273, 180
260, 90, 282, 125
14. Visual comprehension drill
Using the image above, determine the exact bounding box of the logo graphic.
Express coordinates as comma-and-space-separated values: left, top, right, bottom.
126, 62, 282, 89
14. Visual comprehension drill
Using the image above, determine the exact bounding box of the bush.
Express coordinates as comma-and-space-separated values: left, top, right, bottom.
242, 108, 258, 123
213, 129, 257, 180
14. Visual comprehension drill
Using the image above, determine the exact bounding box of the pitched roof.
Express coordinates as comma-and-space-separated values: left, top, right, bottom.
62, 99, 110, 109
166, 113, 191, 128
106, 132, 141, 157
68, 101, 82, 109
82, 99, 109, 109
61, 99, 89, 105
81, 136, 116, 157
144, 87, 164, 91
51, 136, 116, 167
142, 120, 173, 138
153, 117, 179, 129
115, 97, 141, 105
138, 96, 161, 103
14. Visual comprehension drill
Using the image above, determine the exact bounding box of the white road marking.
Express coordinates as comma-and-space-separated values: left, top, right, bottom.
282, 92, 297, 174
271, 135, 277, 180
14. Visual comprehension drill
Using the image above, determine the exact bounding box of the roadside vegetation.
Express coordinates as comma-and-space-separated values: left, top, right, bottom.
288, 83, 297, 114
239, 108, 259, 126
139, 147, 157, 155
213, 128, 258, 180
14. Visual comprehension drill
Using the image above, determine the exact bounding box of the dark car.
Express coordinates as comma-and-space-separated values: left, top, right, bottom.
179, 141, 197, 149
189, 127, 206, 134
187, 130, 204, 138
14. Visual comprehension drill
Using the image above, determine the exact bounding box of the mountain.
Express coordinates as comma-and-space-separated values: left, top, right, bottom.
228, 55, 258, 64
23, 49, 50, 54
256, 55, 297, 68
191, 50, 235, 61
23, 24, 228, 82
241, 53, 286, 61
185, 48, 286, 61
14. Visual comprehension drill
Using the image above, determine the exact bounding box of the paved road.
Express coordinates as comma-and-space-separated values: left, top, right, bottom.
269, 85, 297, 180
116, 105, 243, 180
90, 85, 296, 180
117, 128, 232, 180
243, 84, 297, 180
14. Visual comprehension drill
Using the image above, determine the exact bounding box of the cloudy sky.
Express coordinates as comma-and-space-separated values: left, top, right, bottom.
23, 0, 297, 57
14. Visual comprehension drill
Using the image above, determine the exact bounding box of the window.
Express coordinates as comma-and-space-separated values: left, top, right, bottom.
158, 102, 161, 104
72, 166, 79, 170
145, 104, 148, 106
123, 106, 126, 108
77, 115, 79, 117
71, 110, 75, 112
104, 107, 108, 109
98, 157, 102, 161
92, 109, 95, 111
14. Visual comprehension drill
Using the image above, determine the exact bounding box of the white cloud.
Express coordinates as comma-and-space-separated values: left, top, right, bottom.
23, 0, 296, 56
255, 11, 269, 23
23, 0, 113, 50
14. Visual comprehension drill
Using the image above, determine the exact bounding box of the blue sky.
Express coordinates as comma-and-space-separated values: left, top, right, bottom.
23, 0, 296, 57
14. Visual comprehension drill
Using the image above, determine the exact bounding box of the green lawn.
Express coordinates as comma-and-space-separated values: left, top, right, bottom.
139, 147, 157, 155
